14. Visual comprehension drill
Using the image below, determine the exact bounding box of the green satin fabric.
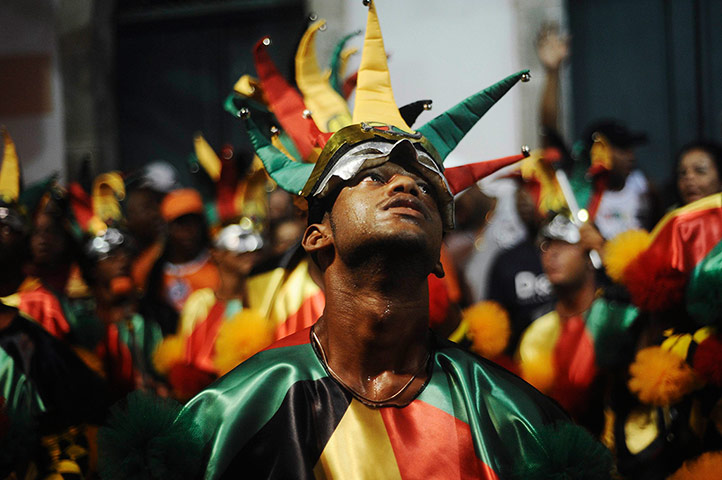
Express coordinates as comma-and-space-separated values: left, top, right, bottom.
180, 334, 569, 479
687, 238, 722, 325
585, 298, 639, 369
418, 346, 569, 473
0, 346, 45, 418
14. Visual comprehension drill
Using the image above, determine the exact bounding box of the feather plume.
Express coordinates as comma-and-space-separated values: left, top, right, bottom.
97, 391, 205, 480
623, 252, 687, 311
152, 335, 186, 376
463, 301, 510, 359
213, 309, 273, 376
604, 229, 650, 283
627, 346, 697, 406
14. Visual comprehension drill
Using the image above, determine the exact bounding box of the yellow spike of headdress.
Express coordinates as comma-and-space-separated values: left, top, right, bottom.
0, 127, 20, 202
351, 0, 412, 131
295, 20, 352, 133
194, 133, 222, 181
90, 172, 125, 233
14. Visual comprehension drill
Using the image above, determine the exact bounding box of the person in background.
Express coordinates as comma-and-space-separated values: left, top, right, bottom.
675, 140, 722, 207
487, 178, 554, 354
516, 213, 639, 435
0, 199, 108, 479
125, 161, 179, 293
537, 24, 658, 239
154, 220, 269, 400
79, 226, 165, 400
144, 188, 219, 334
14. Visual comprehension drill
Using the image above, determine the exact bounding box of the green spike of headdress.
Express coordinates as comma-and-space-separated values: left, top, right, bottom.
417, 70, 530, 162
329, 30, 362, 95
242, 111, 314, 195
235, 0, 530, 232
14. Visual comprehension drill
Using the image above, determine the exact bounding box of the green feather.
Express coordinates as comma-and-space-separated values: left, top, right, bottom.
512, 422, 613, 480
98, 391, 206, 480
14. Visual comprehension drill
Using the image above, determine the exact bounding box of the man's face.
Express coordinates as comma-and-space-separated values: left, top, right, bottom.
540, 238, 589, 288
95, 248, 132, 287
125, 188, 163, 244
31, 213, 68, 267
326, 159, 444, 269
610, 145, 635, 179
168, 214, 205, 259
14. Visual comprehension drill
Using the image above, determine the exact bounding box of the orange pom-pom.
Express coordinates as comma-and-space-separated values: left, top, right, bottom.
628, 346, 697, 406
463, 300, 510, 359
213, 309, 273, 376
604, 229, 650, 283
152, 334, 186, 376
668, 451, 722, 480
520, 352, 555, 394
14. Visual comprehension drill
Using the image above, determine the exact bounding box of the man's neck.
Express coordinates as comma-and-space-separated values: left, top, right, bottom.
313, 254, 433, 404
554, 276, 596, 318
215, 267, 247, 303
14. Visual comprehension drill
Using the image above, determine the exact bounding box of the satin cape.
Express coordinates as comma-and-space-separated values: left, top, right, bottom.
179, 327, 569, 479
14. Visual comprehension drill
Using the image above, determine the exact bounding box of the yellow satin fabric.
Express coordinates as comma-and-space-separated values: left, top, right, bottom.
314, 400, 402, 480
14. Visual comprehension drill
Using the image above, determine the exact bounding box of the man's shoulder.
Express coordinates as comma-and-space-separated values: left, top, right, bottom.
432, 336, 567, 419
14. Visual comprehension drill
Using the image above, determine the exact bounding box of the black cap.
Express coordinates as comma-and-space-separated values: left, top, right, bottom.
583, 119, 648, 149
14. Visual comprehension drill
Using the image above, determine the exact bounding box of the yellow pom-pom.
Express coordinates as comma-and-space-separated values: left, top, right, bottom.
628, 346, 697, 406
668, 451, 722, 480
463, 300, 511, 359
604, 229, 651, 283
213, 309, 274, 376
153, 334, 186, 375
520, 352, 555, 394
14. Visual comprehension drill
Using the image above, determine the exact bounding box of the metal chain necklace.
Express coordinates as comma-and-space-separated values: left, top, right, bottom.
311, 328, 431, 407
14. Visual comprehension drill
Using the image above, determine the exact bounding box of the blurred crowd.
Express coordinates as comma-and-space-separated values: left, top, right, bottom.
1, 18, 722, 480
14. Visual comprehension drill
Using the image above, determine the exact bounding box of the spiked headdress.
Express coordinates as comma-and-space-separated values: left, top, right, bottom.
241, 0, 530, 230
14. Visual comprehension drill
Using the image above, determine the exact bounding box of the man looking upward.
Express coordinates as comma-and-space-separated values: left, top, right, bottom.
101, 2, 613, 478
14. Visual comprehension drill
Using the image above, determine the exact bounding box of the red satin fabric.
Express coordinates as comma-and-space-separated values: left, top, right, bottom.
552, 315, 597, 418
18, 286, 70, 340
184, 300, 226, 373
380, 400, 500, 479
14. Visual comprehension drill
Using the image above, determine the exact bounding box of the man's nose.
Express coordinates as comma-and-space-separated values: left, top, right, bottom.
389, 174, 419, 196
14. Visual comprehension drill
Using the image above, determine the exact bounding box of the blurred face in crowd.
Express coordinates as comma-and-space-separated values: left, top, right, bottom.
167, 214, 206, 262
540, 239, 590, 289
95, 248, 132, 288
515, 184, 540, 231
610, 145, 636, 180
125, 188, 164, 246
31, 213, 69, 267
211, 248, 260, 278
677, 148, 722, 205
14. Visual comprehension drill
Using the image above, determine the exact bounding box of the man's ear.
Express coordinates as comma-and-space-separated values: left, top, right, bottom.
432, 258, 445, 278
302, 222, 333, 256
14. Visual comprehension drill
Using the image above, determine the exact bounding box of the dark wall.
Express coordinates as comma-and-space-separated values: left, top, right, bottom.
568, 0, 722, 189
115, 0, 305, 185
